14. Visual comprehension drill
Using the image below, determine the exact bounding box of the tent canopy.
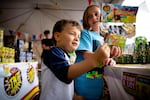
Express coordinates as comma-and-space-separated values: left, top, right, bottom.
0, 0, 123, 36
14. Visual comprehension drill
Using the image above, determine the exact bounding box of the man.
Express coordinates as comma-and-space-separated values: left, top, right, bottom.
41, 39, 54, 59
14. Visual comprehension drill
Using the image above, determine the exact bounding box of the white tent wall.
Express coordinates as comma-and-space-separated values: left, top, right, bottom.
0, 0, 89, 36
136, 0, 150, 41
0, 0, 123, 36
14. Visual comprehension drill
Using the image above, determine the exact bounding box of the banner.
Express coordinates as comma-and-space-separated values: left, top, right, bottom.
101, 3, 138, 23
0, 62, 39, 100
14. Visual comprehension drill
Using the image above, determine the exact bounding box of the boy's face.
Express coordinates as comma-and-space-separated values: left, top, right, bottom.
54, 24, 81, 53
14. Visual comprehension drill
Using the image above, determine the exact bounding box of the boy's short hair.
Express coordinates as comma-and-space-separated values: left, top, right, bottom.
52, 19, 81, 45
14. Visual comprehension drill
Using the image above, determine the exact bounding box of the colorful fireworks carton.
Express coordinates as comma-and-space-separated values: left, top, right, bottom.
105, 33, 126, 51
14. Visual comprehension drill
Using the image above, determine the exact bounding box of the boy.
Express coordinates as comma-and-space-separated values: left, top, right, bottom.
39, 19, 110, 100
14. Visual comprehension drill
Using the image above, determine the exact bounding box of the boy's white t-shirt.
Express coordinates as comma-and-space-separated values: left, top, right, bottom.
40, 53, 74, 100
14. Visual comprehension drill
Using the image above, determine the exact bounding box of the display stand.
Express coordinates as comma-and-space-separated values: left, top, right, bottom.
0, 62, 40, 100
104, 64, 150, 100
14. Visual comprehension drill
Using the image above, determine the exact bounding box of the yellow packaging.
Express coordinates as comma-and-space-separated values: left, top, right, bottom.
0, 29, 4, 46
1, 46, 5, 58
106, 33, 126, 50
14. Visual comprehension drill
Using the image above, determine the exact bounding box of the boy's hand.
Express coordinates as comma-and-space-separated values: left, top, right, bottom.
103, 58, 116, 66
110, 46, 122, 58
94, 43, 110, 66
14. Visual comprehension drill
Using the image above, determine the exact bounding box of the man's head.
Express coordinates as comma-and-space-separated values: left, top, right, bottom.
41, 39, 54, 50
44, 30, 51, 39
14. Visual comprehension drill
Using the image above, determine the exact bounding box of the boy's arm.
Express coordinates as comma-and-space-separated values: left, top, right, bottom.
68, 43, 110, 80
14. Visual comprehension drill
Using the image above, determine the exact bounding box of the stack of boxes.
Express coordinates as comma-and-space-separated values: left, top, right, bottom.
0, 29, 3, 46
0, 29, 15, 64
0, 29, 34, 64
16, 39, 33, 62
